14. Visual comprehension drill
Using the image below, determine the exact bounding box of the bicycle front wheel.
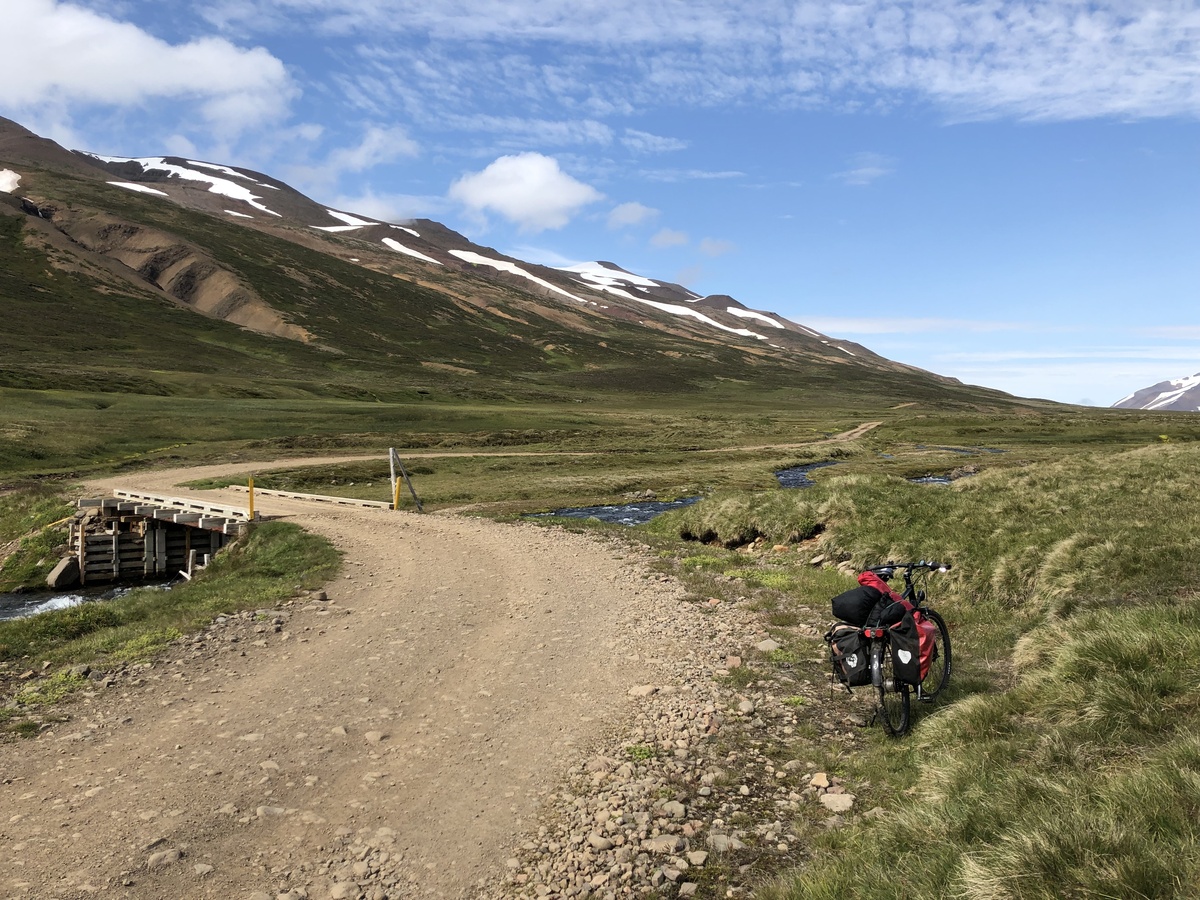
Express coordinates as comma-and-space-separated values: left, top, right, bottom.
873, 643, 910, 736
919, 608, 952, 702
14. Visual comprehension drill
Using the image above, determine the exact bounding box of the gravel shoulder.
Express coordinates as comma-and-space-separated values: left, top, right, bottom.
1, 466, 869, 900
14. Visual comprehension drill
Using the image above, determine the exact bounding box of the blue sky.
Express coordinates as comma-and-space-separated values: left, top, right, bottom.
5, 0, 1199, 406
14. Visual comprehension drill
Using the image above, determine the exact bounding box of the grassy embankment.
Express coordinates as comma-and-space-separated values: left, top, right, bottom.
0, 522, 339, 738
645, 440, 1200, 899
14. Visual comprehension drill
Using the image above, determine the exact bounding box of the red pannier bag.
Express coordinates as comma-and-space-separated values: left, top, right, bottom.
914, 609, 938, 680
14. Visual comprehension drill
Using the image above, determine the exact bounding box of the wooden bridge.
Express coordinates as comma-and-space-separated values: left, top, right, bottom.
48, 490, 253, 588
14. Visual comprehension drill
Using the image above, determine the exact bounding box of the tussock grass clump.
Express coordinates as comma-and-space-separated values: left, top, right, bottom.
649, 490, 823, 546
766, 598, 1200, 900
750, 443, 1200, 899
0, 486, 75, 591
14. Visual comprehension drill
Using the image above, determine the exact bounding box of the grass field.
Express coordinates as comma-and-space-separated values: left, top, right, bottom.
2, 397, 1199, 895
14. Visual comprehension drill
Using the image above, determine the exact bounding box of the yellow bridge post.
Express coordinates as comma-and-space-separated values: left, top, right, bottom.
248, 476, 255, 520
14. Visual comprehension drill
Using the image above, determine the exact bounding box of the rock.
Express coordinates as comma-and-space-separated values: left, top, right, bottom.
810, 554, 826, 566
809, 772, 830, 789
364, 731, 385, 744
46, 556, 80, 589
146, 848, 182, 869
707, 833, 746, 852
755, 638, 781, 652
725, 655, 742, 669
643, 835, 685, 854
628, 684, 658, 698
256, 805, 288, 817
820, 793, 856, 813
687, 850, 709, 866
679, 883, 699, 897
587, 832, 614, 851
329, 883, 358, 899
193, 863, 213, 875
737, 700, 755, 715
660, 800, 686, 818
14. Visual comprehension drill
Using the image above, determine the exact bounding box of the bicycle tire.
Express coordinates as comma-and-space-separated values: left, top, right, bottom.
873, 643, 910, 736
918, 608, 952, 702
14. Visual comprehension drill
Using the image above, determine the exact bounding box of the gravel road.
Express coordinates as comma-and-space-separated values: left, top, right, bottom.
0, 464, 867, 900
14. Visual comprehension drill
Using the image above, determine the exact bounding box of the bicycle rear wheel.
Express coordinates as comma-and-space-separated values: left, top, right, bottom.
918, 608, 952, 702
873, 643, 910, 736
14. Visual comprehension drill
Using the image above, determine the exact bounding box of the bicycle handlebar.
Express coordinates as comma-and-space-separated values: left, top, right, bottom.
866, 560, 953, 580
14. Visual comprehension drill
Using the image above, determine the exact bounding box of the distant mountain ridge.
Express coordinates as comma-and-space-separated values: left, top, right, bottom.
0, 114, 1020, 411
1113, 373, 1200, 412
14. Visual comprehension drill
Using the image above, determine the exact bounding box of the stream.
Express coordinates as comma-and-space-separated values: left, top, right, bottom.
0, 582, 172, 622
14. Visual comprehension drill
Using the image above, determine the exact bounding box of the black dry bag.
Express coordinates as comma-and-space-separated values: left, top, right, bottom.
826, 623, 871, 687
830, 585, 884, 627
888, 611, 922, 686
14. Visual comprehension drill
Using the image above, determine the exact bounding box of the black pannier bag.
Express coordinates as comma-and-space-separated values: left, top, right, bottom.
831, 585, 884, 627
888, 611, 922, 686
826, 623, 871, 686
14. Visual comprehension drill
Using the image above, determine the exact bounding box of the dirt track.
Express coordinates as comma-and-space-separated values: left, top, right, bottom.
1, 468, 702, 899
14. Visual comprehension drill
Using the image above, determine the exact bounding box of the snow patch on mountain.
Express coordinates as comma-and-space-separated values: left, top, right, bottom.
225, 209, 253, 218
108, 181, 169, 197
1129, 373, 1200, 411
726, 307, 784, 329
631, 297, 768, 341
185, 160, 278, 189
450, 250, 589, 304
86, 155, 282, 216
561, 261, 659, 289
0, 169, 20, 193
383, 238, 442, 266
394, 226, 421, 238
327, 210, 376, 227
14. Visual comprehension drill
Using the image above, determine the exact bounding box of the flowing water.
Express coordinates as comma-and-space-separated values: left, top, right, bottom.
0, 582, 172, 622
527, 496, 702, 526
774, 461, 839, 487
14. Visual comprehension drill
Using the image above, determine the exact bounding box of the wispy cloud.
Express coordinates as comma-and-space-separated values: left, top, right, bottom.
202, 1, 1200, 122
832, 152, 895, 187
607, 201, 659, 229
622, 129, 688, 153
650, 228, 689, 248
641, 168, 746, 183
331, 189, 446, 223
803, 317, 1035, 335
699, 237, 735, 257
448, 152, 603, 232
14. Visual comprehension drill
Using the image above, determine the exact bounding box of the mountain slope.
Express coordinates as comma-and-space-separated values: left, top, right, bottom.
1112, 373, 1200, 412
0, 115, 1015, 409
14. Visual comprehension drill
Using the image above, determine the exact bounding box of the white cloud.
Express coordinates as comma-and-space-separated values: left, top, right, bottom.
607, 201, 659, 229
642, 168, 745, 183
448, 153, 603, 232
832, 152, 895, 187
699, 237, 735, 257
205, 1, 1200, 122
327, 124, 418, 172
622, 129, 688, 153
0, 0, 295, 136
650, 228, 689, 248
331, 189, 446, 223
